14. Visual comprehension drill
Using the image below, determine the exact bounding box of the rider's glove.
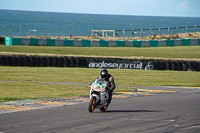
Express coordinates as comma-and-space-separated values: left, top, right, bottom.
87, 83, 91, 87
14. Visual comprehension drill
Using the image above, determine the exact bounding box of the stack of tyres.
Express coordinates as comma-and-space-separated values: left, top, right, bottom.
79, 57, 86, 67
3, 55, 8, 66
77, 57, 83, 67
74, 57, 80, 67
171, 61, 176, 71
65, 56, 70, 67
165, 61, 171, 70
154, 60, 160, 70
22, 56, 29, 66
53, 57, 58, 67
81, 57, 88, 67
35, 56, 42, 67
39, 56, 45, 67
190, 62, 197, 71
175, 61, 182, 71
187, 61, 198, 71
1, 55, 6, 66
32, 56, 38, 67
192, 61, 198, 71
157, 60, 163, 70
197, 62, 200, 71
186, 62, 194, 71
43, 56, 50, 67
85, 57, 90, 67
153, 60, 160, 70
0, 55, 3, 65
181, 61, 188, 71
91, 57, 99, 63
77, 57, 87, 68
18, 56, 23, 66
27, 56, 33, 67
159, 60, 165, 70
60, 56, 68, 67
56, 57, 62, 67
16, 56, 22, 66
10, 56, 18, 66
1, 55, 200, 71
68, 57, 75, 67
0, 37, 5, 44
49, 57, 57, 67
4, 56, 11, 66
0, 55, 5, 66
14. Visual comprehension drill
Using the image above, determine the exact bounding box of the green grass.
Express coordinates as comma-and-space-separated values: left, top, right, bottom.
1, 45, 200, 102
0, 82, 90, 102
1, 45, 200, 59
1, 67, 199, 86
0, 97, 22, 103
0, 66, 200, 102
0, 82, 137, 102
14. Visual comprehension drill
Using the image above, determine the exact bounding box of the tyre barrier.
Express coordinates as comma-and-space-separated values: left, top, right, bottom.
0, 37, 5, 45
0, 55, 200, 71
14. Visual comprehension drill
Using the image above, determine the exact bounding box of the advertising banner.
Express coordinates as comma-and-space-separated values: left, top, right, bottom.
88, 58, 154, 70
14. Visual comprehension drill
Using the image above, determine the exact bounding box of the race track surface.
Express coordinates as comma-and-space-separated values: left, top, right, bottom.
0, 84, 200, 133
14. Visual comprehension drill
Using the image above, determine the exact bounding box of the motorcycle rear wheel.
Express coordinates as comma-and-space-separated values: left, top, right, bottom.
88, 96, 96, 112
99, 105, 108, 112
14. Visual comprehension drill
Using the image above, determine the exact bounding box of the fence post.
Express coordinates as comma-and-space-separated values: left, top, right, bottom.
92, 29, 93, 36
102, 30, 104, 37
141, 29, 143, 37
176, 27, 178, 35
132, 29, 134, 38
159, 28, 161, 36
168, 27, 170, 36
113, 30, 115, 38
185, 26, 187, 34
123, 29, 125, 37
195, 25, 196, 33
150, 28, 151, 37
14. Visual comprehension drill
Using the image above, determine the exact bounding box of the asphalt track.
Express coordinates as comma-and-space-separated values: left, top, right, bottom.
0, 83, 200, 133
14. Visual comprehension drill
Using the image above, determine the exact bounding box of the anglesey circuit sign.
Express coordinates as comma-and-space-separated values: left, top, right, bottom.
88, 60, 154, 70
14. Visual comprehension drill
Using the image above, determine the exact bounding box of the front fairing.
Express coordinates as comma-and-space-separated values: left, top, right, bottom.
91, 79, 108, 92
90, 79, 109, 105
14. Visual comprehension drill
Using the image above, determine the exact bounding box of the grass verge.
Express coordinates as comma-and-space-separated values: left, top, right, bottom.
1, 45, 200, 60
0, 82, 136, 102
0, 66, 200, 102
0, 67, 199, 86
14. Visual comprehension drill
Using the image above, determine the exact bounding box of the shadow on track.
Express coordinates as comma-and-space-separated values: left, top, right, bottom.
103, 110, 160, 113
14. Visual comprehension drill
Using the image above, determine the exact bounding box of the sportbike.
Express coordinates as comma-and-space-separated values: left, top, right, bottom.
88, 79, 109, 112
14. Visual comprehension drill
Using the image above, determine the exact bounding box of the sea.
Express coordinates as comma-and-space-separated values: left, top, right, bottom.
0, 9, 200, 37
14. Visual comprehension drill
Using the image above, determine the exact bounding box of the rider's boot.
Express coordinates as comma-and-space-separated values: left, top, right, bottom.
107, 93, 112, 106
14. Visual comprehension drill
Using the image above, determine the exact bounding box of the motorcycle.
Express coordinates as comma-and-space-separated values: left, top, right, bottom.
88, 79, 109, 112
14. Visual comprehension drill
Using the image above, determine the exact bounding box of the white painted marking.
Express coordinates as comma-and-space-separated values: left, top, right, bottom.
96, 117, 176, 122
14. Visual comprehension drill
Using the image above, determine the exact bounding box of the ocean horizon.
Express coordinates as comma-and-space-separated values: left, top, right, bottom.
0, 9, 200, 37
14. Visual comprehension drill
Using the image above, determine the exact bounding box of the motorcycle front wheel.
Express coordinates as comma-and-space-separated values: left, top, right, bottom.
88, 96, 96, 112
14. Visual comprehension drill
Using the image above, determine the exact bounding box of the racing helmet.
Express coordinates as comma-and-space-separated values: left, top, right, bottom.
100, 69, 109, 79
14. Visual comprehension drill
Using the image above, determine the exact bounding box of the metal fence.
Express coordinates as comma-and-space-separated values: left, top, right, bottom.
92, 25, 200, 38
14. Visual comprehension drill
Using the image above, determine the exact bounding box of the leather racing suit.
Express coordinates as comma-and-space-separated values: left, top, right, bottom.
96, 74, 116, 105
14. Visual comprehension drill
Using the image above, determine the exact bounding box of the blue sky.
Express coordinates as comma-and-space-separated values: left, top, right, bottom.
0, 0, 200, 17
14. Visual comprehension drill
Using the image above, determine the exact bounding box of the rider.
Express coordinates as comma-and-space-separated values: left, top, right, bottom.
94, 69, 116, 105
